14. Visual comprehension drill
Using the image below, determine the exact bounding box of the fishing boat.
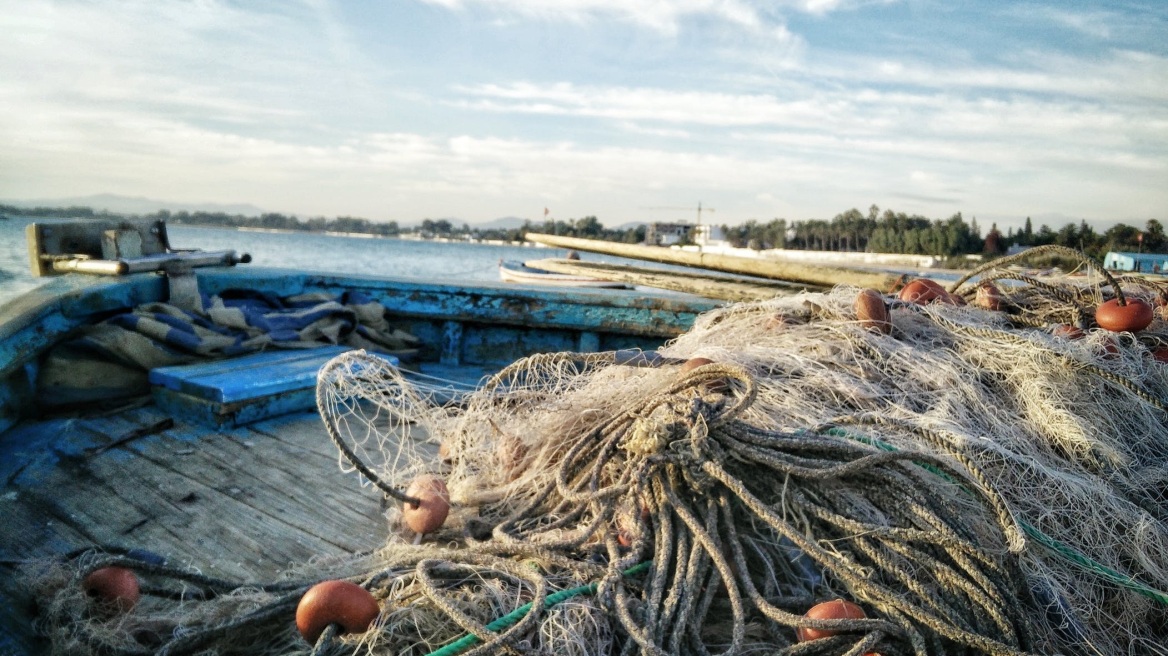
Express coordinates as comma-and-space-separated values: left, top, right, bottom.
4, 223, 1166, 655
0, 218, 717, 654
498, 259, 632, 288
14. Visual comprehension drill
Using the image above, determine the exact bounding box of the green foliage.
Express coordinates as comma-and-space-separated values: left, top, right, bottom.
1006, 215, 1162, 257
1, 202, 1161, 258
722, 207, 983, 257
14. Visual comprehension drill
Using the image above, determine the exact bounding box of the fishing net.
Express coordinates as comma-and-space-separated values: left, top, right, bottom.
28, 246, 1168, 655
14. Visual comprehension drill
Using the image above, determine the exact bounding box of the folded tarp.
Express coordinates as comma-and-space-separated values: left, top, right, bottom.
36, 289, 421, 408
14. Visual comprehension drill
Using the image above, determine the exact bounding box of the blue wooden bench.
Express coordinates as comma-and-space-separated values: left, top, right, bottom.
149, 347, 398, 427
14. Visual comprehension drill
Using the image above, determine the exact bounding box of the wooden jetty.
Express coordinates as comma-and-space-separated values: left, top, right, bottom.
524, 233, 904, 290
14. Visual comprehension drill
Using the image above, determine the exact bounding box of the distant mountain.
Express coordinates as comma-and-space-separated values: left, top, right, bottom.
615, 221, 648, 230
472, 216, 530, 230
467, 217, 644, 231
1, 194, 266, 217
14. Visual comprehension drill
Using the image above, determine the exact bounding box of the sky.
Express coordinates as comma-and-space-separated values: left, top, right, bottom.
1, 0, 1165, 231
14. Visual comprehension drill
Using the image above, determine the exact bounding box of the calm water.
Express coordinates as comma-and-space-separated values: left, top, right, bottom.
0, 219, 635, 308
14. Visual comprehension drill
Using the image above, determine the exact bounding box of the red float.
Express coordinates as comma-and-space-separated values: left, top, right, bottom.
975, 283, 1003, 311
82, 566, 140, 612
854, 289, 891, 334
898, 279, 950, 305
796, 599, 867, 641
1050, 324, 1085, 340
296, 580, 380, 644
1095, 298, 1154, 333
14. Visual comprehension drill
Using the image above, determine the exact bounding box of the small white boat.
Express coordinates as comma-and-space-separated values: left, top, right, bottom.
498, 259, 631, 288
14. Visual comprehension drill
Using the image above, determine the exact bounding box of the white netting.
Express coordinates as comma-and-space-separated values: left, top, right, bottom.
30, 250, 1168, 655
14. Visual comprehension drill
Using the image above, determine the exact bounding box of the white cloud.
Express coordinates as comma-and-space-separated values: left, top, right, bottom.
418, 0, 779, 36
452, 82, 855, 128
0, 0, 1164, 229
452, 79, 1167, 158
616, 122, 692, 139
835, 50, 1168, 103
0, 0, 378, 134
1003, 4, 1116, 40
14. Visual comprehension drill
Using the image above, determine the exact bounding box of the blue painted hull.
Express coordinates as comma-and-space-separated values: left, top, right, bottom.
0, 265, 719, 654
0, 265, 717, 436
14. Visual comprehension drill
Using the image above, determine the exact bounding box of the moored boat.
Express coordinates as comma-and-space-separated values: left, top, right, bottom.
498, 259, 633, 288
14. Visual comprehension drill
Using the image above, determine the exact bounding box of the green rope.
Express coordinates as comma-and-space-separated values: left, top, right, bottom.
819, 428, 1168, 606
1017, 522, 1168, 606
424, 562, 651, 656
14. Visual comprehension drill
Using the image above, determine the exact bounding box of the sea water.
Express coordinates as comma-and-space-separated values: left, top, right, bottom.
0, 219, 614, 308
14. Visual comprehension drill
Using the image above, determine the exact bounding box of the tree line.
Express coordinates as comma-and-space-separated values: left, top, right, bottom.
721, 205, 1166, 259
0, 204, 646, 244
2, 202, 1162, 259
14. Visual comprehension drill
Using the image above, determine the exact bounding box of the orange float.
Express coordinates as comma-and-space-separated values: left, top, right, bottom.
681, 357, 715, 372
402, 475, 450, 534
82, 566, 140, 612
1050, 324, 1085, 340
854, 289, 891, 334
1095, 298, 1154, 333
680, 357, 728, 392
296, 580, 380, 644
975, 283, 1002, 311
796, 599, 867, 641
898, 279, 950, 305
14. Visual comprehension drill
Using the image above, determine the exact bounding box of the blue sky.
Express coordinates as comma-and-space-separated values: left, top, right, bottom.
1, 0, 1165, 230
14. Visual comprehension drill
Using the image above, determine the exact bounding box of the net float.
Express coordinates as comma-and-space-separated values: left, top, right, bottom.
82, 566, 140, 613
296, 580, 380, 644
496, 433, 529, 481
975, 283, 1002, 311
402, 475, 450, 534
796, 599, 867, 641
681, 357, 714, 372
680, 357, 728, 392
1094, 333, 1121, 358
853, 289, 891, 334
1051, 324, 1085, 340
1095, 298, 1154, 333
897, 279, 950, 305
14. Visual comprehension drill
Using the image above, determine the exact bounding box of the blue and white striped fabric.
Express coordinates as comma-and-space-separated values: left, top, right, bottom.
36, 290, 420, 407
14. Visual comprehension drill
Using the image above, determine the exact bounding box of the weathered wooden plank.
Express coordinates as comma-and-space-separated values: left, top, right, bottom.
153, 385, 329, 428
156, 348, 398, 403
149, 347, 400, 427
238, 413, 354, 463
138, 428, 386, 551
0, 479, 94, 655
192, 268, 718, 338
149, 346, 353, 398
527, 258, 810, 302
80, 409, 386, 551
247, 410, 442, 474
22, 415, 362, 581
524, 233, 904, 290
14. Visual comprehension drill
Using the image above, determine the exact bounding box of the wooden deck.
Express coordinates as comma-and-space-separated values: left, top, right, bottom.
0, 266, 721, 654
0, 403, 403, 654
